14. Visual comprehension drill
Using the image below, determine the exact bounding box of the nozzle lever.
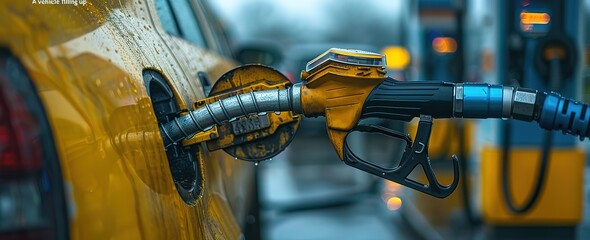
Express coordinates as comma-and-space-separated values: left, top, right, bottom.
343, 115, 459, 198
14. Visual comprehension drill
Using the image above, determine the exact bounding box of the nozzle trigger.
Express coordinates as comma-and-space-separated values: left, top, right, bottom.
343, 115, 459, 198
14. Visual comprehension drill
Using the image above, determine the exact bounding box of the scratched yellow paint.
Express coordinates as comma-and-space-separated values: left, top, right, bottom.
0, 1, 252, 239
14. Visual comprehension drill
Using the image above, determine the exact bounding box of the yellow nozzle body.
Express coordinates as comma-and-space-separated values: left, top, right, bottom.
300, 61, 386, 159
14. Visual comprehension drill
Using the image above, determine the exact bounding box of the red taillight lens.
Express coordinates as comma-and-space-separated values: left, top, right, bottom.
0, 78, 43, 174
0, 51, 68, 239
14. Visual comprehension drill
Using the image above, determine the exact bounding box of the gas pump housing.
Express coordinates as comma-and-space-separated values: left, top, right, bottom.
480, 0, 585, 229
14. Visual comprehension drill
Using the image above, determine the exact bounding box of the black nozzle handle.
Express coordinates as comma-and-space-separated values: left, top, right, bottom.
361, 77, 455, 121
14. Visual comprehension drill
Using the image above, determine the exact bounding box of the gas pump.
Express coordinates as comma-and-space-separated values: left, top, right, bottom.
479, 0, 584, 236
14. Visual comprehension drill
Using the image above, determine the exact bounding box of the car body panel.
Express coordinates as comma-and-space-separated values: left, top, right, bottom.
0, 1, 252, 239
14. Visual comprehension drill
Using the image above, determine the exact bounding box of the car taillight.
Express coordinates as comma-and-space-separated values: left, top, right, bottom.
0, 50, 68, 240
0, 74, 42, 174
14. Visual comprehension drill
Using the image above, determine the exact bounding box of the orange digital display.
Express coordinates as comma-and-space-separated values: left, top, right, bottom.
520, 12, 551, 25
432, 37, 457, 53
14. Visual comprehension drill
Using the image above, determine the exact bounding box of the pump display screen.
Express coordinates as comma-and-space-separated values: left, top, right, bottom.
516, 0, 553, 36
305, 48, 385, 73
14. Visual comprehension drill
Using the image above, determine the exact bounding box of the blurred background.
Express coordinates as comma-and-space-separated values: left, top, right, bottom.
208, 0, 590, 239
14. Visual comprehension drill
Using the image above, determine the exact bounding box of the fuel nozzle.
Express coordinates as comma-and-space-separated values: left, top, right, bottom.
158, 48, 590, 199
293, 48, 590, 198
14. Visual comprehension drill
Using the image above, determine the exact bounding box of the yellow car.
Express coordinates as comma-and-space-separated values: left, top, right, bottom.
0, 0, 257, 239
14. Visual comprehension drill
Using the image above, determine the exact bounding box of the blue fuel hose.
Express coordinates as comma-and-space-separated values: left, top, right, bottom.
459, 83, 590, 139
537, 92, 590, 139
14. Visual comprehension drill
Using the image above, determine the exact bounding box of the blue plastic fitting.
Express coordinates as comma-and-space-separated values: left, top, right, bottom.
462, 83, 504, 118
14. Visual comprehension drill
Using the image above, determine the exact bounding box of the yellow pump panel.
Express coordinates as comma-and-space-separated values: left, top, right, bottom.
481, 146, 584, 225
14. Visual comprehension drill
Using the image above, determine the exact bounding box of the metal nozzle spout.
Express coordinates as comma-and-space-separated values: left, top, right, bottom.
159, 85, 302, 148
